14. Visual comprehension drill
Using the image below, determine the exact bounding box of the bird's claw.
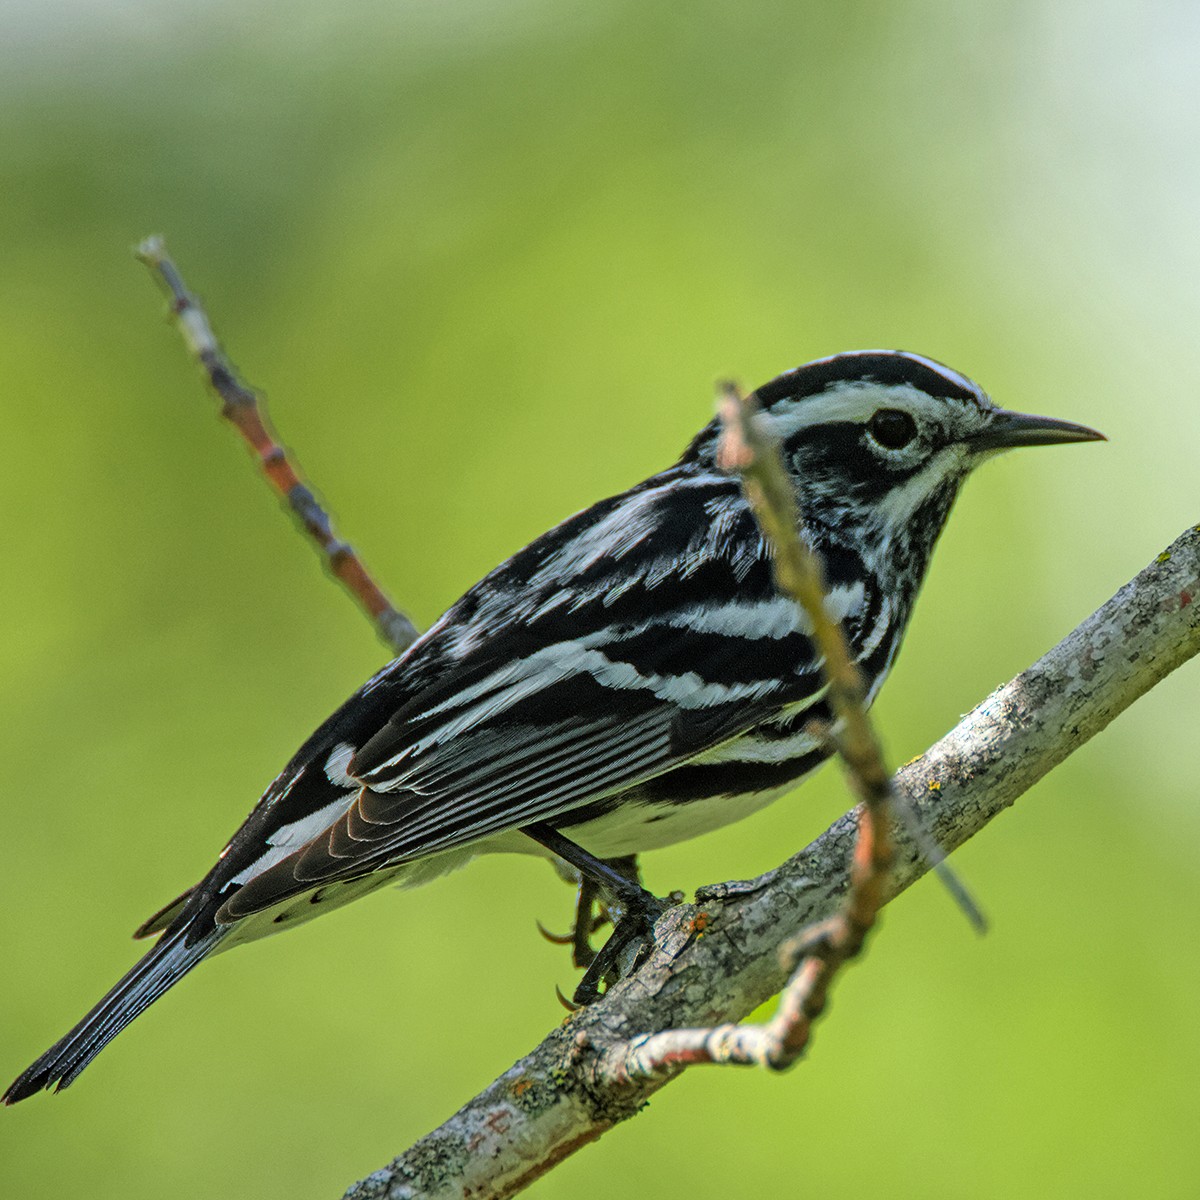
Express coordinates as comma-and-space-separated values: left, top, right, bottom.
554, 984, 580, 1013
536, 920, 574, 946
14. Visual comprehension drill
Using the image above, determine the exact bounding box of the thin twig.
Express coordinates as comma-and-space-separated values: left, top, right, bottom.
135, 235, 419, 656
718, 381, 984, 915
716, 379, 896, 913
605, 379, 987, 1079
604, 381, 899, 1076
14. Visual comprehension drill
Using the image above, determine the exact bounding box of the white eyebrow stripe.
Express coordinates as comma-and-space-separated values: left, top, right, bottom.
765, 381, 970, 441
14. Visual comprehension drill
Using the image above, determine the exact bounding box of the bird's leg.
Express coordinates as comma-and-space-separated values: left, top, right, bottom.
589, 854, 642, 925
570, 855, 641, 969
523, 824, 667, 1004
538, 855, 641, 968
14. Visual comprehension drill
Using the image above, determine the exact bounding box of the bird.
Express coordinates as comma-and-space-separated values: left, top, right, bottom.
3, 349, 1103, 1103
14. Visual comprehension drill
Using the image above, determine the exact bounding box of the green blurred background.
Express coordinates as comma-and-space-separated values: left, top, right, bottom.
2, 1, 1198, 1196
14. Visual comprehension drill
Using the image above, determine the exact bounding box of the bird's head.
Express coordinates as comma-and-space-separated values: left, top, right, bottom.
691, 349, 1103, 573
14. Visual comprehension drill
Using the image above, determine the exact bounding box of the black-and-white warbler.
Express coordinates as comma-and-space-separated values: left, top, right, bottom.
4, 349, 1102, 1102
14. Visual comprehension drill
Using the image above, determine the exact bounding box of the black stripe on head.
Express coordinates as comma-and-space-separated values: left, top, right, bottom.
756, 351, 981, 411
781, 419, 927, 504
678, 351, 983, 465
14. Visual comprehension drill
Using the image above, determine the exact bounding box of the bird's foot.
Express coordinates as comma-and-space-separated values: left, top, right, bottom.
572, 890, 671, 1005
537, 854, 644, 970
521, 826, 675, 1002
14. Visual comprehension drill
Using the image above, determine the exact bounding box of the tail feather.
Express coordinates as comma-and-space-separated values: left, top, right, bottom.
3, 927, 222, 1104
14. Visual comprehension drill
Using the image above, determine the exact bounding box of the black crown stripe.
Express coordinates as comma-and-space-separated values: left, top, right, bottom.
756, 351, 979, 410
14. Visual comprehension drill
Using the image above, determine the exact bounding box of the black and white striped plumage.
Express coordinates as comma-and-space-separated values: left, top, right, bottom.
4, 350, 1102, 1101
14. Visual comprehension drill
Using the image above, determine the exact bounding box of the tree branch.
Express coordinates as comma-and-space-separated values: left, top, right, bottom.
343, 523, 1200, 1200
133, 242, 1198, 1199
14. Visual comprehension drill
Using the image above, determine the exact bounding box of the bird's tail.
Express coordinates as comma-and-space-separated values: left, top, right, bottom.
3, 926, 222, 1104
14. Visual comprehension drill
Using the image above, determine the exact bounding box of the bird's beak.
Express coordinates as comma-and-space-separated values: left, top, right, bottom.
968, 409, 1106, 453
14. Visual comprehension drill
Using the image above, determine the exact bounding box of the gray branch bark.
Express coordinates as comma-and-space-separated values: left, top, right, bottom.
344, 524, 1200, 1200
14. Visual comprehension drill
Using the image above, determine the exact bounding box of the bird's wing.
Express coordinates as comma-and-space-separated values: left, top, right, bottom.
187, 470, 877, 929
215, 582, 851, 923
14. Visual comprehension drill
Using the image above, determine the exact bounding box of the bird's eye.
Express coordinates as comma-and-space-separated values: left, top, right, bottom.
867, 409, 918, 450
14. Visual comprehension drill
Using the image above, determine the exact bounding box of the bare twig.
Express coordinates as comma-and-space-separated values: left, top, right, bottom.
611, 380, 981, 1078
135, 235, 419, 656
344, 525, 1200, 1200
608, 381, 974, 1081
607, 379, 897, 1075
721, 384, 984, 927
